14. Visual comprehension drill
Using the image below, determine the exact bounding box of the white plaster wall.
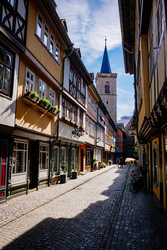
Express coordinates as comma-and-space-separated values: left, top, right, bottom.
63, 57, 70, 91
59, 121, 85, 143
0, 37, 19, 127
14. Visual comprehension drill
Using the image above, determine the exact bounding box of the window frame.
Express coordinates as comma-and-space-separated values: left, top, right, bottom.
12, 140, 28, 175
39, 143, 49, 171
38, 79, 46, 99
25, 67, 35, 93
52, 146, 59, 174
0, 45, 14, 97
49, 87, 55, 106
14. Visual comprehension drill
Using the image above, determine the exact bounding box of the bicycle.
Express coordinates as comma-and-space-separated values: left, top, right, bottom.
129, 170, 146, 192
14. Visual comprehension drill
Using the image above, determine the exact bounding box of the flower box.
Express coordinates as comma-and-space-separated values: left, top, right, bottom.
23, 94, 37, 107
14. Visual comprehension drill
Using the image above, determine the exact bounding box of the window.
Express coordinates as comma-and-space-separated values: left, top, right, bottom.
86, 150, 91, 167
38, 79, 46, 99
25, 68, 35, 92
69, 66, 86, 106
39, 144, 49, 170
61, 147, 66, 164
49, 87, 55, 106
105, 85, 110, 93
36, 13, 60, 64
116, 147, 120, 152
157, 0, 163, 45
52, 147, 58, 173
44, 26, 48, 47
55, 43, 59, 63
80, 110, 83, 125
68, 102, 73, 120
62, 97, 77, 121
89, 93, 91, 103
90, 119, 95, 137
72, 149, 75, 167
117, 136, 120, 142
0, 46, 13, 96
37, 14, 42, 39
62, 98, 67, 117
7, 0, 15, 7
97, 125, 104, 142
73, 106, 77, 122
152, 141, 158, 183
86, 116, 89, 134
12, 141, 28, 174
50, 35, 54, 55
106, 100, 109, 105
149, 14, 153, 78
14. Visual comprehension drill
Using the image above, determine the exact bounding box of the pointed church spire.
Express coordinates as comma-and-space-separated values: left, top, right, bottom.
100, 38, 112, 74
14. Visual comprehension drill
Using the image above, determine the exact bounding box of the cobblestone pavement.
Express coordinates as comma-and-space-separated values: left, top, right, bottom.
0, 165, 115, 227
1, 165, 167, 250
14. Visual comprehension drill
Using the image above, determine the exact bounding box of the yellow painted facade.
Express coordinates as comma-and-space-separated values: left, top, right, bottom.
16, 58, 58, 135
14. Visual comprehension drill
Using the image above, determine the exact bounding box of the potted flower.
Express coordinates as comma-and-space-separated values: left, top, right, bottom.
101, 162, 106, 168
72, 162, 78, 179
93, 158, 98, 171
108, 159, 112, 166
60, 161, 68, 183
80, 125, 84, 129
24, 89, 32, 96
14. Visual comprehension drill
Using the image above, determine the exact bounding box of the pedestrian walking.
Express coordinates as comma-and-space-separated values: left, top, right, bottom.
120, 157, 124, 168
116, 157, 120, 168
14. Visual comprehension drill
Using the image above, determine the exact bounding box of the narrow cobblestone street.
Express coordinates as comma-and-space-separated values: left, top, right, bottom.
1, 165, 167, 250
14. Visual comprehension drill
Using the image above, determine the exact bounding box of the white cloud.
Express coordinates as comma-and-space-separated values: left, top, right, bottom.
117, 88, 134, 96
56, 0, 121, 65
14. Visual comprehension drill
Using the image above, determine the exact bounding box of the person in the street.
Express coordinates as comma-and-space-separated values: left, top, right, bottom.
120, 157, 124, 168
116, 157, 120, 168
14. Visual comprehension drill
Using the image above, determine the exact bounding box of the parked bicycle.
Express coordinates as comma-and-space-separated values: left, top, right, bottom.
128, 170, 146, 192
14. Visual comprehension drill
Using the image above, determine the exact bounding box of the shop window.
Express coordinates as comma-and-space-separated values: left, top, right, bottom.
52, 147, 58, 173
152, 142, 158, 183
25, 67, 35, 92
61, 147, 66, 164
7, 0, 15, 7
12, 141, 28, 174
72, 149, 75, 166
39, 144, 49, 170
0, 46, 14, 96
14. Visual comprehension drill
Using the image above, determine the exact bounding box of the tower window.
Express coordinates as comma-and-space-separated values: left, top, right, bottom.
105, 85, 110, 93
106, 100, 109, 105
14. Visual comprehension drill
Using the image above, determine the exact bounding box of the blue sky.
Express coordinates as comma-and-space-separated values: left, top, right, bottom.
56, 0, 134, 121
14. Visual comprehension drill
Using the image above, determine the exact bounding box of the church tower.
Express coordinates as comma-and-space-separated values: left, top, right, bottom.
96, 39, 117, 123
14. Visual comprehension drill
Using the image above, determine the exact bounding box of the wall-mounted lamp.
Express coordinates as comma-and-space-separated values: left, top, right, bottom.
96, 137, 101, 143
72, 128, 85, 137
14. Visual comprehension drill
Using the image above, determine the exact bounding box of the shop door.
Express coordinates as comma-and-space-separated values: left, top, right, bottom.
0, 140, 8, 202
29, 141, 39, 189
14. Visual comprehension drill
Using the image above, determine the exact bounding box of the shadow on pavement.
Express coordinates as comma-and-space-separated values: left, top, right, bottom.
2, 166, 167, 250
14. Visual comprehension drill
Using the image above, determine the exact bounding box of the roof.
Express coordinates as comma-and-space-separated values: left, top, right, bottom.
100, 39, 112, 74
